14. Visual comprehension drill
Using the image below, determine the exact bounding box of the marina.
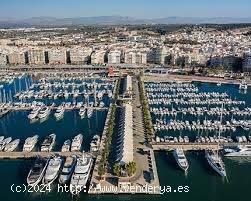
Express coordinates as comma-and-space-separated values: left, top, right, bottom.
0, 71, 250, 200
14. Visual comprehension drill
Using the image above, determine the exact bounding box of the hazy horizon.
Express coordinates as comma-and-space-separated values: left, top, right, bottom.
0, 0, 251, 20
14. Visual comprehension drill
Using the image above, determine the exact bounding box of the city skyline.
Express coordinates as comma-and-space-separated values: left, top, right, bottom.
0, 0, 251, 20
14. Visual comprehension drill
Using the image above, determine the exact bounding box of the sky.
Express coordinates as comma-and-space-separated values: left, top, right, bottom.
0, 0, 251, 20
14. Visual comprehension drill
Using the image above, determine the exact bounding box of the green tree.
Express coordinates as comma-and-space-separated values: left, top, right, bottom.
113, 163, 121, 176
98, 163, 105, 178
125, 162, 137, 176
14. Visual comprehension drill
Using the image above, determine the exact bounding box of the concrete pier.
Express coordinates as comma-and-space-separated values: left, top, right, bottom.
151, 142, 250, 151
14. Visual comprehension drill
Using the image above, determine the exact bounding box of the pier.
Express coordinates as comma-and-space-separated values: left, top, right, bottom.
151, 142, 250, 151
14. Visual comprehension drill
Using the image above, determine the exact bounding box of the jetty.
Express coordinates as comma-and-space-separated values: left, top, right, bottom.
151, 142, 251, 151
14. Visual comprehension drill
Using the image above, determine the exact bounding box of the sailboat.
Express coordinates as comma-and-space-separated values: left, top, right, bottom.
205, 104, 226, 177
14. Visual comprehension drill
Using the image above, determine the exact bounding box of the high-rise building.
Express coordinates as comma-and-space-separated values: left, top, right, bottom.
125, 51, 147, 64
91, 50, 107, 64
108, 50, 121, 64
243, 52, 251, 72
0, 54, 7, 65
48, 49, 67, 64
70, 48, 92, 64
28, 49, 45, 65
7, 51, 27, 65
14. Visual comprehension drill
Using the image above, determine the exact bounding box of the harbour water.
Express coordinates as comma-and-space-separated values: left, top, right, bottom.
0, 81, 251, 201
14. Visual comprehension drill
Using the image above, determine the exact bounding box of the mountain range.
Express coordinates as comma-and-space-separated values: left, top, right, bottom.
0, 16, 251, 27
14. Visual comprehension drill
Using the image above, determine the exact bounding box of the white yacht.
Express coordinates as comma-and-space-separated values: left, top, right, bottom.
99, 101, 105, 108
70, 156, 93, 195
224, 145, 251, 157
54, 106, 65, 119
23, 135, 39, 152
43, 156, 63, 186
71, 134, 83, 152
41, 134, 56, 152
205, 149, 226, 177
79, 107, 86, 119
38, 107, 51, 119
90, 135, 100, 152
61, 139, 71, 152
27, 157, 49, 187
4, 139, 20, 152
0, 136, 4, 143
86, 107, 93, 118
28, 107, 41, 120
59, 156, 77, 184
239, 80, 248, 90
0, 137, 12, 151
173, 148, 189, 171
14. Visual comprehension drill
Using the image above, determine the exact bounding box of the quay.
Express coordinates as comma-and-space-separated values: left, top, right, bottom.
151, 142, 250, 151
0, 151, 90, 159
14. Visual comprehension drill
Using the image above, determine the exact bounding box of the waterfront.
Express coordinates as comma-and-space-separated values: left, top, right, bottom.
1, 151, 251, 201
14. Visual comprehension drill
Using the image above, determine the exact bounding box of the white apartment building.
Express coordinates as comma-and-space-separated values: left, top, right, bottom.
48, 48, 67, 64
28, 49, 45, 65
108, 50, 121, 64
125, 51, 147, 64
91, 50, 107, 64
0, 54, 7, 65
243, 52, 251, 72
70, 48, 92, 64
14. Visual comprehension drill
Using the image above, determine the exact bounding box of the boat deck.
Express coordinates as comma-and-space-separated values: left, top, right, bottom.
0, 151, 91, 159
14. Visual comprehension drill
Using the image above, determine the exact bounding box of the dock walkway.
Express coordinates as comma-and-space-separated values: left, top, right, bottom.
152, 142, 250, 151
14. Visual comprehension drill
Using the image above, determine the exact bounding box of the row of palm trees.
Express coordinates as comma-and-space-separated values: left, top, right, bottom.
113, 161, 137, 177
138, 76, 154, 142
98, 79, 121, 178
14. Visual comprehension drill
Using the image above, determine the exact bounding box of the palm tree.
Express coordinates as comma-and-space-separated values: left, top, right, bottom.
98, 164, 105, 179
113, 163, 121, 176
126, 162, 137, 176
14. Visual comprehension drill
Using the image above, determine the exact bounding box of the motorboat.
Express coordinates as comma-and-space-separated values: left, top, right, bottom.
54, 106, 65, 119
23, 135, 39, 152
90, 135, 100, 152
41, 134, 56, 152
205, 149, 226, 177
239, 80, 248, 90
4, 139, 20, 152
38, 107, 51, 119
86, 107, 93, 118
71, 134, 83, 152
224, 145, 251, 157
27, 157, 49, 187
0, 137, 12, 151
61, 139, 71, 152
28, 107, 41, 120
99, 101, 105, 108
70, 155, 93, 195
43, 156, 63, 186
173, 148, 189, 171
0, 136, 4, 143
59, 156, 77, 184
79, 107, 86, 119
